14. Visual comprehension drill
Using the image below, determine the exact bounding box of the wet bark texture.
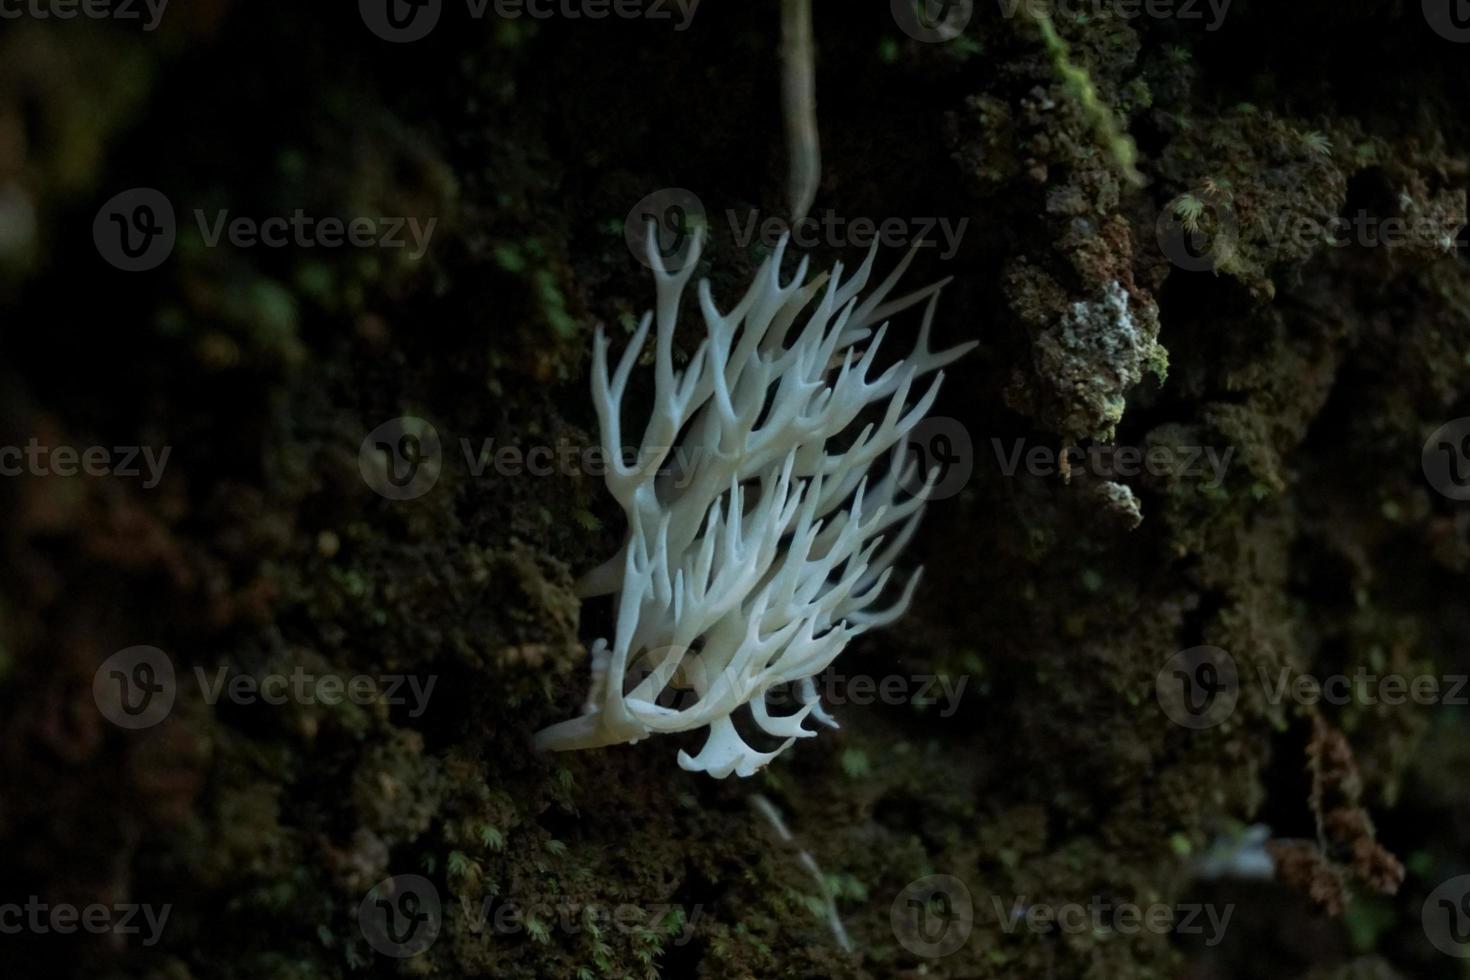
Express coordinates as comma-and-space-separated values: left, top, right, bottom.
2, 2, 1469, 978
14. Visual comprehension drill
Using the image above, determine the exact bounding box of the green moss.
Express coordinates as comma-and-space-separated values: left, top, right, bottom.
1030, 10, 1144, 187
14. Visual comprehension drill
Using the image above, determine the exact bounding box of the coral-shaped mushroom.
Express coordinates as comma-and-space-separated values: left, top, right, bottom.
534, 226, 974, 777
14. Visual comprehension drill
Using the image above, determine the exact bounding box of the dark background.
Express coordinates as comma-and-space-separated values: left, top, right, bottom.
1, 1, 1468, 977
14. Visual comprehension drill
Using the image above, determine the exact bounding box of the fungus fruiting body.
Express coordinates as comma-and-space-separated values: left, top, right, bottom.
534, 227, 974, 777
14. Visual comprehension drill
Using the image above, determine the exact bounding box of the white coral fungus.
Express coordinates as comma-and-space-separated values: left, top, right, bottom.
533, 226, 975, 777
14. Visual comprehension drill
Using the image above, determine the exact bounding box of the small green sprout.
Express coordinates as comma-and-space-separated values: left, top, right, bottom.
1301, 130, 1333, 156
1173, 195, 1207, 233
